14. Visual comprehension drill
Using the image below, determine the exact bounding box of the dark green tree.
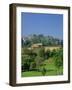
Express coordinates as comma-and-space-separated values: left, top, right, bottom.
41, 67, 46, 76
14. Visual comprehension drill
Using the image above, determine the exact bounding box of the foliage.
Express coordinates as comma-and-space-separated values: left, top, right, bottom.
45, 49, 50, 59
21, 55, 34, 71
29, 62, 36, 70
35, 56, 44, 69
54, 48, 63, 69
22, 48, 32, 55
21, 41, 63, 76
41, 67, 46, 76
37, 47, 45, 58
22, 34, 63, 47
22, 38, 31, 47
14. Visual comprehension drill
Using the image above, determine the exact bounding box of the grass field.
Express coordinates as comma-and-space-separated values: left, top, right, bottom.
21, 58, 63, 77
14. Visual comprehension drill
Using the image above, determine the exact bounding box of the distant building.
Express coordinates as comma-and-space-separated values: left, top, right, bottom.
31, 43, 43, 49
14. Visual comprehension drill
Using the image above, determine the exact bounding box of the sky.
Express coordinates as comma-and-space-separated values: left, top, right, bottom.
21, 12, 63, 40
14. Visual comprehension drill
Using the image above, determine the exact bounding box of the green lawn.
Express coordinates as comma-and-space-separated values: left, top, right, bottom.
22, 71, 42, 77
21, 58, 63, 77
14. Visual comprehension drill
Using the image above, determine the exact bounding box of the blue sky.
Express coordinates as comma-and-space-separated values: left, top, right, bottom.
21, 12, 63, 39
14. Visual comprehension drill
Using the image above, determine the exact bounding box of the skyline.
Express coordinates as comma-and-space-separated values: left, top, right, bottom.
21, 12, 63, 40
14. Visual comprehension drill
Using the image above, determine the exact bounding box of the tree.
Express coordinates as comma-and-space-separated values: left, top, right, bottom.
37, 47, 45, 58
31, 34, 40, 44
35, 56, 44, 70
21, 38, 24, 47
54, 48, 63, 74
51, 49, 57, 57
22, 34, 63, 47
41, 67, 46, 76
23, 39, 31, 47
29, 62, 36, 70
21, 55, 33, 71
45, 49, 50, 59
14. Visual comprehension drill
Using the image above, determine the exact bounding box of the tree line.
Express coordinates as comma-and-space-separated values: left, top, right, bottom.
21, 34, 63, 47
